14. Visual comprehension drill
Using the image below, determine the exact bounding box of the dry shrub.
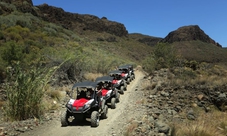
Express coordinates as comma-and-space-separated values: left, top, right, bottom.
211, 65, 226, 76
60, 86, 71, 96
192, 75, 227, 87
141, 77, 157, 91
124, 119, 140, 136
136, 98, 146, 105
145, 82, 157, 91
0, 101, 5, 108
172, 110, 227, 136
46, 90, 62, 101
170, 78, 193, 86
83, 72, 103, 81
212, 78, 227, 86
42, 97, 59, 111
193, 75, 208, 85
170, 68, 227, 87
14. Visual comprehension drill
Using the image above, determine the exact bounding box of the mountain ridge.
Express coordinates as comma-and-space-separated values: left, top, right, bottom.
1, 0, 223, 48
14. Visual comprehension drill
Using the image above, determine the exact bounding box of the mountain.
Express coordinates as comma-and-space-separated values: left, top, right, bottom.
158, 25, 227, 64
161, 25, 222, 47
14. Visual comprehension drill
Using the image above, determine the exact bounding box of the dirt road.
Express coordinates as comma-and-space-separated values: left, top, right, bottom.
20, 70, 145, 136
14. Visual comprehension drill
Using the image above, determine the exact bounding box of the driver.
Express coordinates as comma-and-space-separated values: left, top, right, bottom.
86, 89, 92, 99
96, 85, 103, 106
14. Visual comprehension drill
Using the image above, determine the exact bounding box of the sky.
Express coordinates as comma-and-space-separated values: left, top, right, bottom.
32, 0, 227, 47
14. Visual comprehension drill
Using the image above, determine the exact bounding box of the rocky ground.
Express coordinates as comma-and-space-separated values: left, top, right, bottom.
121, 68, 227, 136
0, 68, 227, 136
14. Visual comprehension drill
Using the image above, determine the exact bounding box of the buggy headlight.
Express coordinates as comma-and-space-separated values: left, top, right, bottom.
66, 99, 74, 109
84, 104, 90, 109
84, 99, 94, 109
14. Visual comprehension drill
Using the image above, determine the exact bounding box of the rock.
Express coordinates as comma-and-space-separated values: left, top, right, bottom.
191, 103, 197, 107
174, 106, 182, 112
187, 109, 196, 120
160, 91, 169, 97
167, 101, 174, 104
197, 94, 204, 101
204, 106, 211, 112
155, 121, 170, 134
197, 101, 204, 107
218, 93, 226, 100
167, 109, 177, 115
0, 127, 5, 136
149, 116, 155, 123
187, 114, 196, 120
141, 125, 149, 133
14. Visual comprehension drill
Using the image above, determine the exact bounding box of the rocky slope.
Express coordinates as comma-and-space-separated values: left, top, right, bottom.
122, 68, 227, 135
36, 4, 128, 37
0, 0, 128, 37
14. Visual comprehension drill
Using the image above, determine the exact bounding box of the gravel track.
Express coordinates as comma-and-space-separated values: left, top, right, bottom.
20, 70, 145, 136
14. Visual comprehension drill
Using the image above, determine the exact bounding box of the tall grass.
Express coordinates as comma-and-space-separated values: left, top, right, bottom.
3, 61, 61, 121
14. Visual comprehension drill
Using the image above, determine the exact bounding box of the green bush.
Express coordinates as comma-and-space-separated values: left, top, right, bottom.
173, 67, 197, 80
153, 43, 177, 69
0, 31, 4, 40
142, 43, 178, 73
0, 2, 16, 13
142, 56, 156, 74
1, 41, 25, 66
0, 12, 40, 29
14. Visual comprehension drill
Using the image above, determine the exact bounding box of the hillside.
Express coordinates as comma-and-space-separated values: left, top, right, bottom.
0, 0, 154, 83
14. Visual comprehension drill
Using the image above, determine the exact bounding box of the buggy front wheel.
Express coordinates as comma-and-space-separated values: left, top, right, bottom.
91, 111, 100, 127
61, 111, 69, 127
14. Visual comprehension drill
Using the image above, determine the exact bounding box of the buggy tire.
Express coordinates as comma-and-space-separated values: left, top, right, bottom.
61, 111, 69, 127
116, 92, 120, 103
91, 111, 99, 127
132, 74, 135, 80
111, 97, 116, 109
127, 78, 130, 84
129, 77, 132, 82
120, 86, 124, 94
123, 80, 127, 88
101, 105, 108, 119
130, 77, 133, 81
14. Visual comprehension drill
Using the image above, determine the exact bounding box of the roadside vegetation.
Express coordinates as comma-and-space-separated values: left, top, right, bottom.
140, 43, 227, 136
